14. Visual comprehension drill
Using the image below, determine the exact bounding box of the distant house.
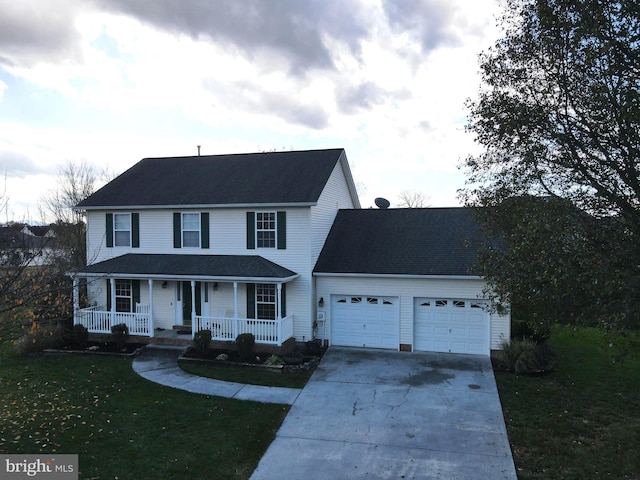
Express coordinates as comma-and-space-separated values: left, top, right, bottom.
70, 148, 510, 355
0, 223, 60, 267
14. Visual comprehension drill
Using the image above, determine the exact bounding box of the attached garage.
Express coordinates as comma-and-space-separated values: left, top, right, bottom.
313, 208, 511, 355
331, 295, 399, 349
413, 298, 490, 355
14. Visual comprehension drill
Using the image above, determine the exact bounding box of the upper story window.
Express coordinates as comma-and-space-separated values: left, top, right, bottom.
182, 213, 201, 248
114, 213, 131, 247
173, 212, 210, 249
256, 212, 276, 248
246, 211, 286, 250
106, 212, 139, 248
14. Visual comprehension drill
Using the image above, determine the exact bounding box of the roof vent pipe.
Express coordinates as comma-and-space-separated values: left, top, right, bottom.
197, 145, 201, 156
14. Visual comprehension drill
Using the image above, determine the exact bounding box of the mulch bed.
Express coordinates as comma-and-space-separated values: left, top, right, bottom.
45, 341, 147, 357
180, 345, 325, 372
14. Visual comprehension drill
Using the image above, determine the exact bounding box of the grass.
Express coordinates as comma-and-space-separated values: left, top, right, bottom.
495, 326, 640, 479
0, 342, 289, 479
178, 360, 316, 389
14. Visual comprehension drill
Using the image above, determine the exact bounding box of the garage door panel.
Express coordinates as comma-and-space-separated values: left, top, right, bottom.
414, 298, 489, 355
332, 295, 399, 349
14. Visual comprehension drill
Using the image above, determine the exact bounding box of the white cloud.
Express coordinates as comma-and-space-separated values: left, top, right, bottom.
0, 0, 503, 220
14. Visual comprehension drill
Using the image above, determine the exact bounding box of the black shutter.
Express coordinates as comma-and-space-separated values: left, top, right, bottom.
246, 212, 255, 249
106, 213, 113, 248
277, 211, 286, 249
246, 283, 255, 319
280, 283, 286, 317
195, 282, 202, 316
132, 213, 140, 248
201, 212, 209, 249
132, 280, 140, 312
173, 213, 181, 248
106, 279, 111, 310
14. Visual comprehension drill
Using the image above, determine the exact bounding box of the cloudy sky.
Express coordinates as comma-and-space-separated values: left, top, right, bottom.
0, 0, 501, 222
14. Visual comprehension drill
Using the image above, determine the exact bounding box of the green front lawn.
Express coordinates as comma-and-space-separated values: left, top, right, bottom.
496, 327, 640, 479
0, 344, 289, 479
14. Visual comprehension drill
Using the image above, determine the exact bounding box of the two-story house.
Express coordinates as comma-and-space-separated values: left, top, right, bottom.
72, 148, 359, 350
71, 148, 510, 355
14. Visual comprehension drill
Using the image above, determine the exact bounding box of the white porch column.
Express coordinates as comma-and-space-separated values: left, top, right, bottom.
233, 281, 238, 340
110, 277, 116, 329
72, 277, 80, 325
277, 282, 283, 347
277, 283, 282, 320
191, 280, 196, 338
148, 279, 154, 337
233, 282, 238, 319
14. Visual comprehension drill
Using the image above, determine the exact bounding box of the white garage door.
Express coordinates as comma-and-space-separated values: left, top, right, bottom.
414, 298, 489, 355
332, 295, 399, 349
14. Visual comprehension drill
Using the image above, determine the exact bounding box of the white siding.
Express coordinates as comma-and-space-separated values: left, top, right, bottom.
85, 207, 319, 342
310, 159, 358, 264
315, 275, 510, 351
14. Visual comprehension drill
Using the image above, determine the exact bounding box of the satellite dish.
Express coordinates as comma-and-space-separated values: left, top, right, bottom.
374, 197, 391, 209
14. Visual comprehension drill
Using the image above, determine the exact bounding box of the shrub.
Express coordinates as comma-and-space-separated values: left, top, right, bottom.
193, 329, 212, 354
111, 323, 130, 349
511, 320, 551, 344
500, 338, 553, 374
235, 333, 255, 361
71, 324, 89, 348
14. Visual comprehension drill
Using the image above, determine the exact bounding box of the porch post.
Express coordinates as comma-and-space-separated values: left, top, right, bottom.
72, 276, 80, 325
276, 283, 282, 320
110, 277, 116, 330
191, 280, 196, 338
233, 282, 238, 319
277, 283, 283, 346
148, 279, 154, 337
233, 281, 238, 340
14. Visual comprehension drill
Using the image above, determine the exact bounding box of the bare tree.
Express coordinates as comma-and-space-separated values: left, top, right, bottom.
397, 191, 430, 208
39, 160, 102, 269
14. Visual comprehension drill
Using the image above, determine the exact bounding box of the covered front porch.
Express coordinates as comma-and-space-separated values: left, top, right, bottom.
71, 253, 299, 347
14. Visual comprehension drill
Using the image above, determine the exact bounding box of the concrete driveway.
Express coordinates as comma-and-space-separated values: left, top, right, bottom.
251, 347, 517, 480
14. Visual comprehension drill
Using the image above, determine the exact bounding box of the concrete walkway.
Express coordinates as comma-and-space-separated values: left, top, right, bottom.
251, 347, 517, 480
131, 344, 301, 405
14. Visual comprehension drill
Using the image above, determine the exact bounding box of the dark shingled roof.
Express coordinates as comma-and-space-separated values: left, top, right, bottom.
77, 148, 346, 208
313, 208, 487, 276
80, 254, 297, 280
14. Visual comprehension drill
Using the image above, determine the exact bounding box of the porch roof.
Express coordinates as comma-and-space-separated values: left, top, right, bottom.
75, 253, 298, 282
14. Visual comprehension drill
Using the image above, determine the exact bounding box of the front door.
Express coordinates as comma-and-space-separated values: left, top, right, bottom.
181, 282, 202, 326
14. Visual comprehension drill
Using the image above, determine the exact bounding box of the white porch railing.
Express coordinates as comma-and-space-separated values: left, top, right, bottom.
76, 305, 151, 336
195, 314, 294, 346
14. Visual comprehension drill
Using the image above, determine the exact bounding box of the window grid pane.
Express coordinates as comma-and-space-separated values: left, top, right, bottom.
256, 212, 276, 248
256, 283, 276, 320
115, 280, 132, 313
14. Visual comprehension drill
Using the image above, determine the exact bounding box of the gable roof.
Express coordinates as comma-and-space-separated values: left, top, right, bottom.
79, 253, 298, 282
77, 148, 357, 209
313, 208, 488, 277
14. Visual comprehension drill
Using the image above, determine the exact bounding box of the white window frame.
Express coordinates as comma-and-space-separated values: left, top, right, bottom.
182, 212, 201, 248
256, 212, 276, 248
256, 283, 276, 320
114, 213, 131, 247
115, 279, 133, 313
